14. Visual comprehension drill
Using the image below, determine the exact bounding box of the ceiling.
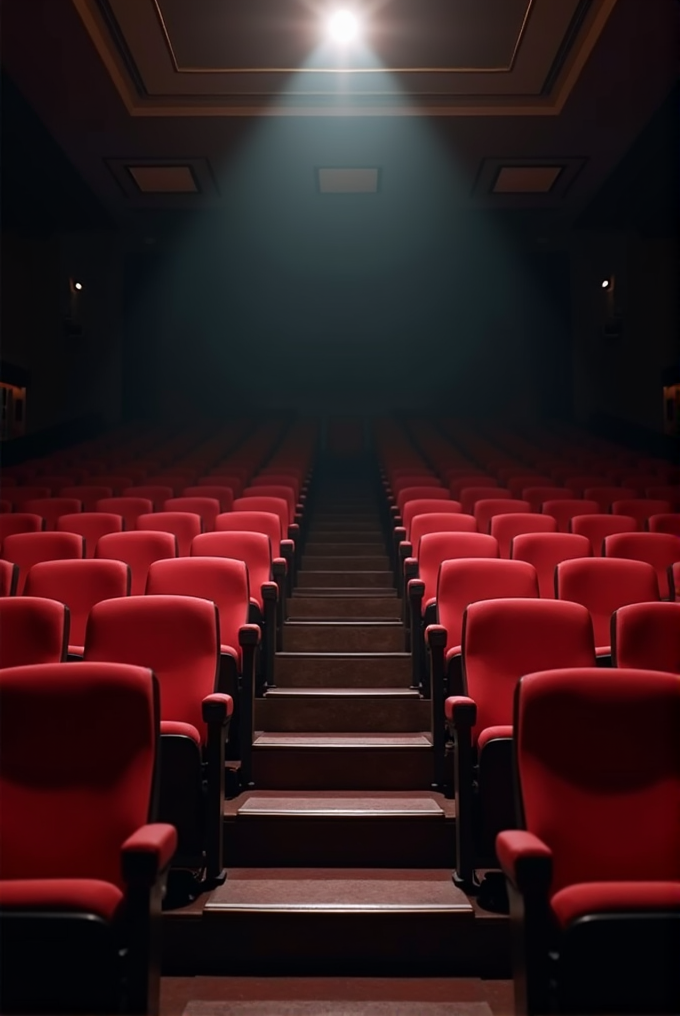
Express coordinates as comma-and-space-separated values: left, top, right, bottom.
0, 0, 678, 231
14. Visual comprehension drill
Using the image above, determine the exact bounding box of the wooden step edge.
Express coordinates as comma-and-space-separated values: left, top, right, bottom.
283, 620, 403, 628
235, 796, 445, 818
264, 687, 419, 698
275, 652, 409, 660
253, 732, 433, 748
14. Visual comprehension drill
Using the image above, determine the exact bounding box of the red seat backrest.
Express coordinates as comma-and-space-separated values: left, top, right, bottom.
146, 558, 249, 661
215, 510, 281, 553
490, 512, 557, 558
514, 667, 680, 894
95, 530, 177, 595
604, 531, 680, 600
474, 499, 531, 535
611, 499, 672, 530
511, 532, 591, 598
23, 498, 82, 531
0, 514, 44, 542
570, 513, 638, 555
417, 532, 499, 606
583, 487, 637, 512
56, 512, 124, 558
521, 487, 574, 514
612, 601, 680, 671
408, 512, 477, 551
192, 530, 272, 611
450, 475, 495, 500
0, 596, 69, 668
2, 531, 84, 594
137, 511, 203, 557
648, 513, 680, 538
182, 486, 234, 513
84, 595, 219, 745
397, 487, 450, 516
95, 497, 154, 530
122, 486, 174, 511
0, 560, 18, 596
24, 559, 130, 648
59, 486, 114, 512
164, 498, 220, 534
402, 499, 462, 539
542, 499, 600, 533
0, 660, 159, 887
233, 498, 289, 539
242, 487, 295, 523
460, 487, 511, 515
462, 598, 595, 744
436, 558, 539, 653
555, 557, 660, 651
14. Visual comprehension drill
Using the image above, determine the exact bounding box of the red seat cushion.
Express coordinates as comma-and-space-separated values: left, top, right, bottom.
0, 878, 124, 922
551, 881, 680, 929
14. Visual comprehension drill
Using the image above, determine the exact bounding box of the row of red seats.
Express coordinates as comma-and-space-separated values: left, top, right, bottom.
376, 418, 679, 1015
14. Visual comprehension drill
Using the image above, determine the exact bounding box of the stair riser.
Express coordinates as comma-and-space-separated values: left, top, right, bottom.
224, 816, 454, 867
286, 597, 400, 620
310, 524, 383, 535
297, 571, 394, 589
300, 556, 389, 570
282, 625, 404, 653
251, 747, 434, 790
255, 698, 429, 732
315, 514, 380, 524
274, 655, 411, 685
304, 543, 386, 555
304, 532, 386, 544
163, 910, 509, 977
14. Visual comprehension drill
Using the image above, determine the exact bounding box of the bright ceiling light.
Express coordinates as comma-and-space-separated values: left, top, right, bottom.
328, 9, 359, 43
601, 278, 612, 290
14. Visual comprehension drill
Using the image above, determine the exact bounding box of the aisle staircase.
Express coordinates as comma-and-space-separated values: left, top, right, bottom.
164, 456, 508, 977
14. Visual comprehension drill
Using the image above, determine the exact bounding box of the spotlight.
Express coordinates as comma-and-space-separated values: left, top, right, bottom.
601, 278, 612, 291
328, 9, 359, 43
74, 281, 83, 291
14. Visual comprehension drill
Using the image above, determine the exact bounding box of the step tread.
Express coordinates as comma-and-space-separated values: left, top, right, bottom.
291, 589, 397, 596
284, 621, 402, 628
184, 1003, 493, 1016
205, 868, 473, 913
236, 793, 444, 818
253, 732, 432, 748
276, 651, 409, 659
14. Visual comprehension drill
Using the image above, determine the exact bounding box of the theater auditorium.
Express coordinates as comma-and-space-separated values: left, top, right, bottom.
0, 1, 679, 1014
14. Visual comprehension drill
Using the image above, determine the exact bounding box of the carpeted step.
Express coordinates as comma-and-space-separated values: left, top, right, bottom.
183, 1003, 493, 1016
282, 621, 403, 654
297, 571, 394, 589
274, 652, 411, 686
224, 790, 455, 867
256, 687, 428, 732
300, 555, 389, 571
286, 596, 400, 620
251, 732, 433, 789
303, 532, 387, 544
304, 542, 387, 556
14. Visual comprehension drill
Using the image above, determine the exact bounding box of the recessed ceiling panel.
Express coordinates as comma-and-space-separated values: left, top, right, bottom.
493, 165, 562, 192
318, 168, 379, 193
128, 164, 198, 192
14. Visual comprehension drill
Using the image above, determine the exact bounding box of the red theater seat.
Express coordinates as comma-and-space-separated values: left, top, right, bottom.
570, 513, 638, 555
612, 498, 671, 530
583, 486, 637, 511
444, 598, 595, 892
0, 513, 44, 542
460, 486, 512, 515
59, 485, 114, 511
511, 531, 591, 598
474, 498, 531, 535
164, 497, 221, 534
138, 511, 203, 556
2, 486, 51, 507
556, 557, 660, 657
95, 530, 177, 595
648, 513, 680, 537
0, 661, 175, 1016
542, 499, 600, 533
24, 558, 130, 655
84, 595, 239, 895
423, 557, 539, 700
23, 497, 82, 530
192, 529, 282, 677
497, 667, 680, 1016
0, 596, 68, 667
122, 486, 174, 511
183, 485, 234, 513
490, 512, 557, 558
57, 512, 124, 557
87, 475, 134, 496
612, 601, 680, 672
96, 496, 154, 530
2, 531, 84, 594
521, 486, 574, 513
604, 531, 680, 600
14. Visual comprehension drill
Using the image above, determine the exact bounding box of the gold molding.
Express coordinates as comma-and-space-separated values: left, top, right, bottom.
151, 0, 535, 75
